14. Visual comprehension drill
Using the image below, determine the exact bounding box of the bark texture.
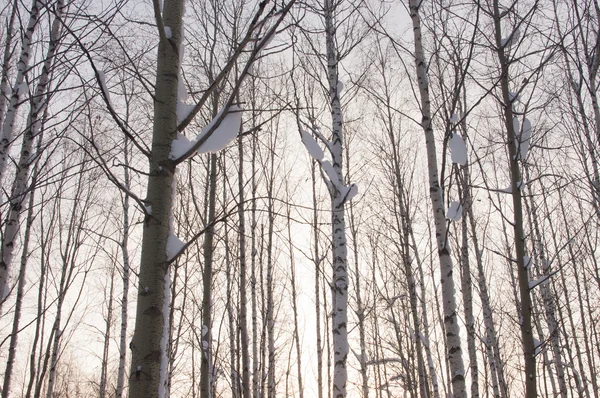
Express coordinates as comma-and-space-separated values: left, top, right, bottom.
407, 1, 467, 396
128, 1, 185, 396
325, 1, 349, 396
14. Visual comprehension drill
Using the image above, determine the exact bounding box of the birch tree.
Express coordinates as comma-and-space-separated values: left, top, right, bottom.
406, 1, 467, 396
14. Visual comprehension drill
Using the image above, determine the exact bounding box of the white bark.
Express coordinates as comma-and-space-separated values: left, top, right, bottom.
0, 0, 63, 312
325, 1, 349, 396
0, 0, 45, 183
407, 1, 466, 396
0, 0, 18, 132
1, 162, 37, 398
468, 204, 507, 398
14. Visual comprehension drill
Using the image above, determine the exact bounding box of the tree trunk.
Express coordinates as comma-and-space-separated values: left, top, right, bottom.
407, 1, 466, 396
201, 153, 217, 398
116, 139, 132, 398
127, 1, 185, 396
0, 0, 58, 310
324, 1, 350, 396
100, 270, 116, 398
1, 163, 37, 398
0, 0, 43, 184
491, 2, 537, 395
238, 117, 250, 398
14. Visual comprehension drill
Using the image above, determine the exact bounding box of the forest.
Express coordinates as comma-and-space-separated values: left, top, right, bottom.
0, 0, 598, 397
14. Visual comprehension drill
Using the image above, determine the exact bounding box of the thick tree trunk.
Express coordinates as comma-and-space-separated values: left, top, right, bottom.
312, 161, 324, 398
128, 1, 185, 397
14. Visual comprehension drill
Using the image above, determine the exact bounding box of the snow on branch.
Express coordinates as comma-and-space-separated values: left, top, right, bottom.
170, 105, 243, 160
166, 233, 186, 261
300, 128, 324, 161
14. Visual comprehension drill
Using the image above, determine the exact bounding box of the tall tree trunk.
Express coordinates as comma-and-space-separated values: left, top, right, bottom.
0, 0, 18, 131
266, 150, 276, 398
100, 270, 116, 398
128, 1, 185, 396
466, 190, 507, 398
0, 0, 43, 184
238, 116, 250, 398
201, 153, 218, 398
407, 1, 466, 396
1, 163, 38, 398
116, 139, 132, 398
312, 160, 324, 398
491, 2, 537, 395
324, 1, 350, 396
458, 168, 479, 398
0, 0, 59, 309
251, 120, 259, 398
286, 202, 305, 398
524, 166, 567, 398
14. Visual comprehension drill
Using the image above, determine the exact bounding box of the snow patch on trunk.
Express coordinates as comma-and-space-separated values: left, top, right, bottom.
449, 133, 467, 165
166, 233, 185, 261
446, 201, 462, 221
98, 71, 111, 105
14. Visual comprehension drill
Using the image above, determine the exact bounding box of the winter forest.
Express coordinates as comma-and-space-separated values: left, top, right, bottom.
0, 0, 598, 397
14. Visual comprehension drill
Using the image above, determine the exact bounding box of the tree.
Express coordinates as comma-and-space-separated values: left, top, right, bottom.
406, 0, 467, 396
126, 1, 295, 396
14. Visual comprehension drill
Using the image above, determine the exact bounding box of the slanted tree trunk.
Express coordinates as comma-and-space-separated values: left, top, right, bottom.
0, 0, 43, 184
1, 162, 38, 398
0, 0, 18, 131
407, 1, 466, 396
458, 167, 479, 398
466, 184, 507, 398
0, 0, 57, 309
